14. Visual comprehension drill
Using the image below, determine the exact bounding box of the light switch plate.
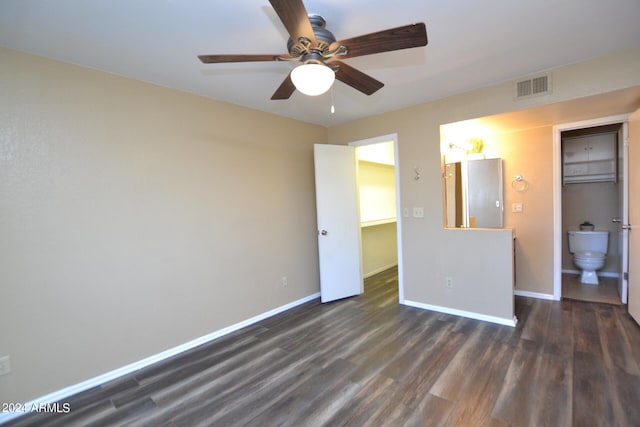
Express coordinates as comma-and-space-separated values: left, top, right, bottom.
413, 207, 424, 218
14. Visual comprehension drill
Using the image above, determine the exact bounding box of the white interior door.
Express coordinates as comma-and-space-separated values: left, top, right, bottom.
628, 108, 640, 323
314, 144, 363, 303
617, 124, 629, 303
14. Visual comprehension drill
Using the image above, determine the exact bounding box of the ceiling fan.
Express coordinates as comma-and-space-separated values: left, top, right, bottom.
198, 0, 428, 100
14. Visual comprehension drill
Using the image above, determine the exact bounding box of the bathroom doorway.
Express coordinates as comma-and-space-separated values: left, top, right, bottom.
349, 134, 403, 301
554, 116, 629, 304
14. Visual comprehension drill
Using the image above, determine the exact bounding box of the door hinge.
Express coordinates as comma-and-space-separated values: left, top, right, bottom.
624, 272, 629, 281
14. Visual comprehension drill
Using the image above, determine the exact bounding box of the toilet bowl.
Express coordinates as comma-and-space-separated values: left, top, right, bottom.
573, 251, 606, 284
567, 230, 609, 285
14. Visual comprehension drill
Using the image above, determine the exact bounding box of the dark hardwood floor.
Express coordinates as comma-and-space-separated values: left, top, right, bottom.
6, 267, 640, 426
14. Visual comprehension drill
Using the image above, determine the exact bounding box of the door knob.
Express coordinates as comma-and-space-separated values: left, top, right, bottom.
612, 218, 622, 223
319, 230, 328, 236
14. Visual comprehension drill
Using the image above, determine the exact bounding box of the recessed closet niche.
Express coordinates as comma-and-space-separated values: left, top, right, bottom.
561, 123, 621, 275
357, 142, 398, 278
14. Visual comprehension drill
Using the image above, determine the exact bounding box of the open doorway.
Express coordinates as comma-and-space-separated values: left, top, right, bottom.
350, 134, 403, 301
554, 116, 629, 304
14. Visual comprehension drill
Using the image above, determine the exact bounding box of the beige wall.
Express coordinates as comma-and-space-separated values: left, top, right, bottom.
361, 223, 398, 277
329, 47, 640, 311
3, 45, 640, 404
358, 161, 397, 223
0, 48, 326, 402
493, 126, 555, 294
441, 124, 556, 295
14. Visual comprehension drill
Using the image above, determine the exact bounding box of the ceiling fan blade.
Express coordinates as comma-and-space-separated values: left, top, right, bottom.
333, 61, 384, 96
271, 73, 296, 100
269, 0, 317, 47
330, 23, 427, 59
198, 54, 294, 64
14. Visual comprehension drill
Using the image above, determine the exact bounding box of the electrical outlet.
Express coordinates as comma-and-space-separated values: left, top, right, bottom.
0, 355, 11, 376
281, 276, 288, 287
445, 277, 453, 288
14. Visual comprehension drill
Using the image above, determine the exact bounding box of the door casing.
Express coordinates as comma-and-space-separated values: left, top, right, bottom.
552, 114, 630, 300
349, 134, 404, 302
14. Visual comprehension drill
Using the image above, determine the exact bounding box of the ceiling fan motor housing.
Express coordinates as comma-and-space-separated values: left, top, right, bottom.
287, 14, 336, 57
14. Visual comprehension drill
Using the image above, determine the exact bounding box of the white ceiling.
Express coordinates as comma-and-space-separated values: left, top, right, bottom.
1, 0, 639, 127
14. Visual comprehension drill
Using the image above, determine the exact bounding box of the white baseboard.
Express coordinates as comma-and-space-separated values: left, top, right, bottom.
363, 263, 398, 279
402, 299, 517, 327
562, 268, 619, 278
599, 272, 619, 278
0, 292, 321, 424
514, 290, 556, 300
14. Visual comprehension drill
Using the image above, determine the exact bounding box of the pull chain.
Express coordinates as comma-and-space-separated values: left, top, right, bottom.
330, 85, 335, 114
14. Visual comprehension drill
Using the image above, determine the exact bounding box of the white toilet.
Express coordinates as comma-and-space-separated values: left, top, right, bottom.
567, 230, 609, 285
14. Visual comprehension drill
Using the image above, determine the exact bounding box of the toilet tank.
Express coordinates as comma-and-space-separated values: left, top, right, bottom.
567, 230, 609, 254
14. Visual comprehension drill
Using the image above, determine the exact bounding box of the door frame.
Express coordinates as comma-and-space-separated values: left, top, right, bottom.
552, 114, 630, 300
349, 133, 405, 302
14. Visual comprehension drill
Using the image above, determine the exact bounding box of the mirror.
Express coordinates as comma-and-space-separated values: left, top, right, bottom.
444, 158, 504, 228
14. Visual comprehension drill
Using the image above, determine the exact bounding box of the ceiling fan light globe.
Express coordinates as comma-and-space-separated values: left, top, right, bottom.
291, 64, 335, 96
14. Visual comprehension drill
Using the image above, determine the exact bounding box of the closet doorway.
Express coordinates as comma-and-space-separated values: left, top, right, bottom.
350, 134, 403, 301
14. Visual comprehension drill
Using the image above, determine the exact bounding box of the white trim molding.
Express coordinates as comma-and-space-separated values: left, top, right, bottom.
514, 290, 555, 300
348, 133, 404, 302
0, 292, 321, 424
552, 114, 630, 301
363, 263, 398, 279
402, 300, 517, 327
562, 268, 619, 278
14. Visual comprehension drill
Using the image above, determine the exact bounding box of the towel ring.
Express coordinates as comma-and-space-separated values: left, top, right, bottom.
512, 175, 528, 192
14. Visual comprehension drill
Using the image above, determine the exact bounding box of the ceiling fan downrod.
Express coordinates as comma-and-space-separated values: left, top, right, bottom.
287, 15, 335, 56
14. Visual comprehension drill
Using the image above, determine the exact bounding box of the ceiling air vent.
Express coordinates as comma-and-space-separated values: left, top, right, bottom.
515, 74, 551, 99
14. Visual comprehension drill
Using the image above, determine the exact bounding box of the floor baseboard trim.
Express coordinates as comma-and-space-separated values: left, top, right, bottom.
0, 292, 321, 424
402, 300, 517, 327
598, 271, 619, 278
514, 290, 556, 300
562, 269, 619, 278
363, 263, 398, 279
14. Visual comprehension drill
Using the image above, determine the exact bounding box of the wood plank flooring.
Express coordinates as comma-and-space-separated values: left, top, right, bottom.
6, 267, 640, 426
